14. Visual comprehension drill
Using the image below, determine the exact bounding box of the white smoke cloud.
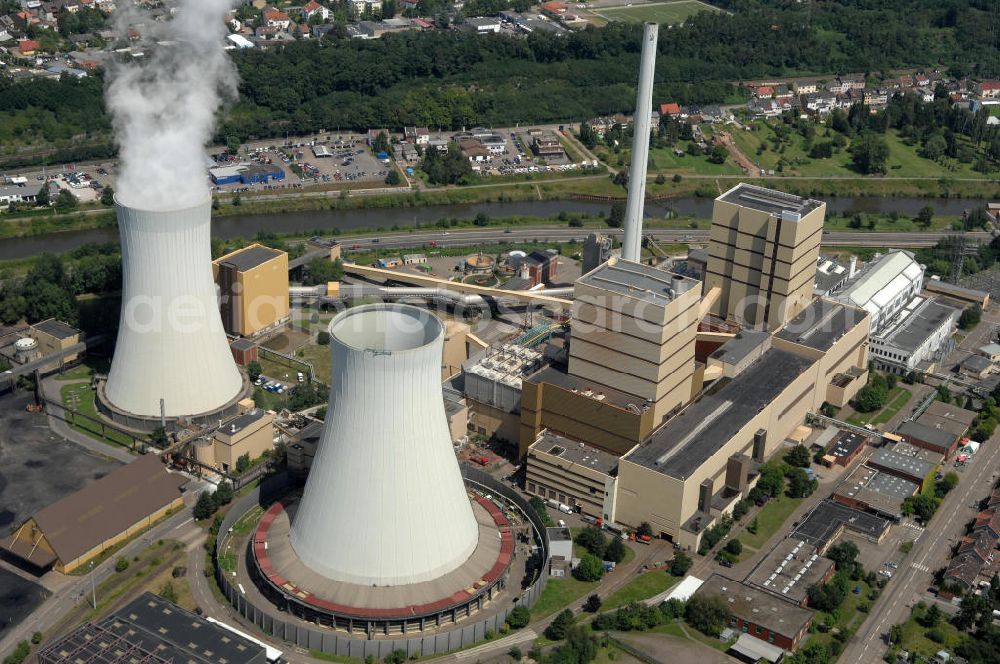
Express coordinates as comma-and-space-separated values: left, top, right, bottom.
107, 0, 238, 211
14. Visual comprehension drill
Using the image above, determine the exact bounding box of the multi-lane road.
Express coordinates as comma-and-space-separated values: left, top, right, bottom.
330, 227, 993, 252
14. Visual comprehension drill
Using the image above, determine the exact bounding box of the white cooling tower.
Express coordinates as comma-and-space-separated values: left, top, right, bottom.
290, 304, 479, 586
104, 195, 243, 418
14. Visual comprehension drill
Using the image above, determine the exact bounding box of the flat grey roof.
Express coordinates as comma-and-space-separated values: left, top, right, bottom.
745, 538, 835, 606
709, 330, 769, 365
869, 447, 936, 481
531, 430, 619, 475
32, 318, 80, 340
921, 400, 977, 426
775, 298, 867, 351
220, 245, 283, 272
577, 260, 697, 307
219, 409, 269, 437
230, 337, 257, 351
875, 298, 959, 352
792, 499, 890, 547
962, 354, 991, 372
925, 279, 988, 299
827, 430, 865, 459
896, 420, 959, 451
717, 183, 823, 218
696, 574, 814, 639
625, 348, 815, 479
526, 364, 641, 410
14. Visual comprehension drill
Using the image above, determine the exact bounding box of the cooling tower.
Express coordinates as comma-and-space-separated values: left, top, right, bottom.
290, 304, 479, 586
103, 195, 243, 418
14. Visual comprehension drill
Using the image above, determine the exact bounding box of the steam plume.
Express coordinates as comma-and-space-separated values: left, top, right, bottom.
107, 0, 237, 211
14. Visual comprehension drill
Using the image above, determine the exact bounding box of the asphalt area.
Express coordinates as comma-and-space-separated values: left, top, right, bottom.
0, 390, 121, 636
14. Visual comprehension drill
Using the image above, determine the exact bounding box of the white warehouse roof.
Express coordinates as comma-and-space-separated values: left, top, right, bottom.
838, 250, 923, 317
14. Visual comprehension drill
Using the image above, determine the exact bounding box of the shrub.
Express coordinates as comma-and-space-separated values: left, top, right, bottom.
317, 330, 331, 345
30, 633, 42, 645
573, 553, 604, 582
508, 646, 522, 661
545, 609, 574, 640
575, 526, 607, 558
669, 551, 692, 576
584, 594, 603, 613
605, 536, 627, 564
506, 605, 531, 629
115, 557, 129, 573
724, 539, 743, 555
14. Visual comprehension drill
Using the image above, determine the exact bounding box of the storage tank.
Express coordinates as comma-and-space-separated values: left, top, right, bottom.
290, 304, 479, 585
103, 195, 242, 418
14, 337, 39, 364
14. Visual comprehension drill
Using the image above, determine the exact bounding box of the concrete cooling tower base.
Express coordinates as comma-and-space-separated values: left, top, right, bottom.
94, 375, 251, 432
249, 491, 515, 627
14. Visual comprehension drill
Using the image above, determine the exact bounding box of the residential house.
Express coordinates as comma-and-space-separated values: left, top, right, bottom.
754, 85, 774, 98
262, 8, 290, 28
348, 0, 383, 18
748, 98, 781, 119
980, 81, 1000, 100
793, 78, 820, 94
839, 74, 866, 90
774, 84, 793, 99
659, 102, 681, 117
864, 88, 889, 108
800, 92, 838, 115
15, 37, 38, 55
404, 126, 430, 145
459, 138, 491, 163
302, 0, 330, 20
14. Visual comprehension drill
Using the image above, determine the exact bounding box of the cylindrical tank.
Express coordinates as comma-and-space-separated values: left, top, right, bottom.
14, 337, 38, 363
104, 195, 242, 417
290, 304, 479, 586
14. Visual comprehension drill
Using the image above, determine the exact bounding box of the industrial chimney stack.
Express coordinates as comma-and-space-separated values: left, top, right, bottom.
621, 22, 659, 263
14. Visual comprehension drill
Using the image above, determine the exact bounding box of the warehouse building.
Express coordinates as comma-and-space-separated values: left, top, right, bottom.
917, 400, 976, 439
923, 278, 989, 309
745, 538, 835, 607
695, 574, 815, 650
834, 250, 924, 331
831, 464, 918, 520
526, 429, 619, 520
895, 420, 962, 459
210, 163, 285, 186
867, 446, 938, 489
38, 592, 267, 664
821, 429, 867, 467
706, 184, 825, 331
1, 455, 186, 573
792, 500, 890, 551
213, 243, 290, 338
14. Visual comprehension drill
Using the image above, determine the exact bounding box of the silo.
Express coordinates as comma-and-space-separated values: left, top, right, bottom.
290, 303, 479, 586
103, 195, 242, 419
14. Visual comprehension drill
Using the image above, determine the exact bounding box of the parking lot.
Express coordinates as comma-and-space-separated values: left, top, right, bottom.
212, 136, 391, 194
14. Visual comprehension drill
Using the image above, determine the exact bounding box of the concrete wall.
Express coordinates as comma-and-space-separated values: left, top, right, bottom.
216, 468, 550, 659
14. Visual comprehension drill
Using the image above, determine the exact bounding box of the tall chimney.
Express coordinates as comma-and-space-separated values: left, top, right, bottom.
621, 22, 658, 263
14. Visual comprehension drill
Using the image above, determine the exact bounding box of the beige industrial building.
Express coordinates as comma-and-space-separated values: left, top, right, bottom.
706, 184, 825, 331
568, 259, 702, 425
526, 429, 619, 520
213, 244, 290, 338
30, 319, 85, 372
194, 407, 275, 473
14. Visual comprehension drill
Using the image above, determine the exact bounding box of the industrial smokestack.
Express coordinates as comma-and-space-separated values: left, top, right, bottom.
622, 22, 658, 263
103, 196, 243, 418
290, 304, 479, 586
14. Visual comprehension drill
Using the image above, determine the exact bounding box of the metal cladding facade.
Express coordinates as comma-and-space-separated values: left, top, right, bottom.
622, 22, 658, 262
290, 304, 479, 586
104, 196, 242, 417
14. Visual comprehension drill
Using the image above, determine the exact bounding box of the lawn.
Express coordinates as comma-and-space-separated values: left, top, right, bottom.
806, 579, 880, 655
886, 605, 965, 662
728, 121, 996, 181
531, 577, 601, 619
647, 147, 744, 175
650, 621, 732, 652
846, 386, 912, 427
594, 0, 720, 25
738, 494, 804, 550
602, 571, 679, 611
60, 382, 138, 450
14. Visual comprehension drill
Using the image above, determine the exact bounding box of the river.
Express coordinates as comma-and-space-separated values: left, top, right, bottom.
0, 195, 985, 260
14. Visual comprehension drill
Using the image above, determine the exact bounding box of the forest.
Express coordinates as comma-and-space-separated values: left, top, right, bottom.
0, 0, 998, 156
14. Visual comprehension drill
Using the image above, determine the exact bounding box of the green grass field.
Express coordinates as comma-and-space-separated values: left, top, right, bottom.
729, 121, 996, 180
602, 571, 679, 610
594, 0, 718, 25
847, 386, 912, 427
738, 494, 804, 551
60, 382, 137, 450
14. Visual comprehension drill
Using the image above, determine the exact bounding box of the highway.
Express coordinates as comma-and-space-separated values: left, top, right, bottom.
331, 227, 993, 251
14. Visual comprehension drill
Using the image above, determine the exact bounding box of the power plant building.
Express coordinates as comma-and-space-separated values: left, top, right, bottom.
214, 243, 290, 338
567, 259, 702, 425
706, 184, 825, 331
102, 197, 245, 424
